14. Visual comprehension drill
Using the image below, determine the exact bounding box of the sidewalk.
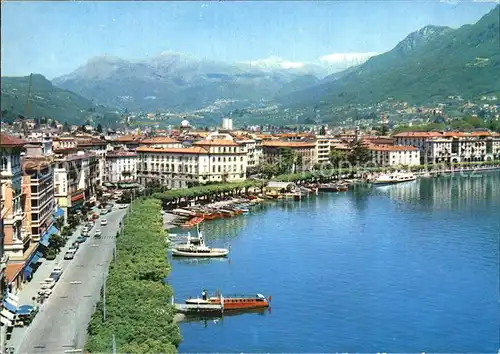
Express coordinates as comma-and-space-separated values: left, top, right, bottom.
6, 221, 86, 348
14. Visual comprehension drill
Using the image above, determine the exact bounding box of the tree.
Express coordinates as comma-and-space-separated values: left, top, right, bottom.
319, 126, 326, 135
348, 141, 372, 166
63, 121, 70, 132
329, 150, 348, 167
277, 147, 296, 174
96, 123, 103, 133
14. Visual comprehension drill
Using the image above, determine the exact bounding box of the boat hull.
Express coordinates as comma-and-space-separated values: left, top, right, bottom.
186, 297, 269, 310
372, 178, 416, 186
172, 249, 229, 257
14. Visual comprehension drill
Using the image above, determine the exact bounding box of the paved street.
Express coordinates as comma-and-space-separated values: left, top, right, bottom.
10, 206, 127, 354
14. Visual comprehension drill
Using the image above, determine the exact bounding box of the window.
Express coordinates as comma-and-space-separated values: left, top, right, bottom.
0, 157, 7, 170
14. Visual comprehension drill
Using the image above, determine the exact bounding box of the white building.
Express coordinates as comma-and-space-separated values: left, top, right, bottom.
136, 132, 247, 188
105, 151, 138, 183
222, 118, 233, 130
394, 131, 500, 164
368, 145, 420, 167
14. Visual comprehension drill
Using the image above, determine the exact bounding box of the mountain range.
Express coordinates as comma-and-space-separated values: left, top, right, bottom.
280, 5, 500, 108
1, 5, 498, 126
0, 74, 120, 126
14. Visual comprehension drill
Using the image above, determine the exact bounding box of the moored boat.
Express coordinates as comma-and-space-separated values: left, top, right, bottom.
185, 293, 270, 310
171, 230, 229, 258
370, 172, 417, 185
318, 183, 349, 192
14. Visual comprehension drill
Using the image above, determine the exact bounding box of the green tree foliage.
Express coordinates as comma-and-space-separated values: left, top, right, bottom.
329, 150, 349, 167
348, 140, 372, 166
96, 123, 103, 133
85, 198, 181, 353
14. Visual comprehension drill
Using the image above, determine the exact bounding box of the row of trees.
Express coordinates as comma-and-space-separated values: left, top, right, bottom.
85, 198, 181, 353
254, 142, 372, 179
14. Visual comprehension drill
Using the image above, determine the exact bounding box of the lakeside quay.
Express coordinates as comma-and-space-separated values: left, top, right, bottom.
169, 170, 500, 353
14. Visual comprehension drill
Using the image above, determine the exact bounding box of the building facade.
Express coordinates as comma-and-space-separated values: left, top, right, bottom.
105, 151, 138, 183
367, 145, 421, 167
394, 131, 500, 164
262, 140, 317, 171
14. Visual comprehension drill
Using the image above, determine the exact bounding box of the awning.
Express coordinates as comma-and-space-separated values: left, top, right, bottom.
71, 193, 84, 202
47, 225, 59, 238
1, 309, 15, 321
0, 316, 12, 327
3, 301, 17, 314
54, 207, 64, 218
40, 235, 50, 247
16, 305, 34, 316
23, 265, 33, 279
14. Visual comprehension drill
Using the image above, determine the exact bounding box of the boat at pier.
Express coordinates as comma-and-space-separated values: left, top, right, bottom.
370, 172, 417, 185
318, 183, 349, 192
171, 228, 229, 258
185, 293, 270, 311
181, 216, 204, 228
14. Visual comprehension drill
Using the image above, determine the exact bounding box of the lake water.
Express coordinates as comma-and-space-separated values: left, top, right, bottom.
168, 171, 500, 353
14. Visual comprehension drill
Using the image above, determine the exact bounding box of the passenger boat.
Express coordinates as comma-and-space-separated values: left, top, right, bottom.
185, 293, 271, 310
370, 172, 417, 185
171, 230, 229, 258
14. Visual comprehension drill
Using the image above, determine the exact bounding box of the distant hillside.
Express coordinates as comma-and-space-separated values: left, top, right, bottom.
279, 5, 500, 108
52, 53, 324, 112
1, 74, 120, 126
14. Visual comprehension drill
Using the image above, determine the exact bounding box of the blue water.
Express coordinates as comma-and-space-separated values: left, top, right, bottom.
168, 171, 500, 353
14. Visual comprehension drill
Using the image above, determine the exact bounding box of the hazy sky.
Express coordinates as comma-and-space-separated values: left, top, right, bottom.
1, 1, 497, 79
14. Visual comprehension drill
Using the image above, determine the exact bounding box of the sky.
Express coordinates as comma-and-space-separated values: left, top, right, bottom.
1, 1, 498, 79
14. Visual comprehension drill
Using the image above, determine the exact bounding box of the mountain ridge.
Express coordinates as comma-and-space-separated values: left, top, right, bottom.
279, 5, 500, 109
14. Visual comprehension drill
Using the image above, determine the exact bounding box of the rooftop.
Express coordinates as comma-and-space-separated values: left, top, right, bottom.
262, 140, 316, 148
193, 139, 239, 146
136, 146, 209, 154
0, 133, 27, 147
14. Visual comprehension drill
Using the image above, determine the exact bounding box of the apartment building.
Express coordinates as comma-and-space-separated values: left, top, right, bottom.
367, 145, 421, 167
231, 134, 261, 169
394, 131, 500, 164
52, 136, 77, 150
0, 134, 32, 292
262, 140, 317, 171
53, 151, 99, 217
314, 136, 343, 165
105, 151, 138, 183
22, 144, 57, 249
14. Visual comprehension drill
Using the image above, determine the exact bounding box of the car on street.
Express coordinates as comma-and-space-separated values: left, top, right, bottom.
64, 249, 77, 260
94, 229, 102, 238
38, 285, 52, 296
118, 204, 128, 209
40, 278, 56, 289
76, 236, 87, 243
101, 219, 108, 226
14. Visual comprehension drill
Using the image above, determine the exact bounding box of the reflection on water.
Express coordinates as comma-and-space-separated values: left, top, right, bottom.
380, 171, 500, 211
180, 308, 269, 327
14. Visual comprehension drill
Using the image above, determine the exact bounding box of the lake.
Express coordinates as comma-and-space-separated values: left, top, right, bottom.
168, 171, 500, 353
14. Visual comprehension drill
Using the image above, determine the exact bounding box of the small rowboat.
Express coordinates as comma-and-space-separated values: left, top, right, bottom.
181, 217, 204, 228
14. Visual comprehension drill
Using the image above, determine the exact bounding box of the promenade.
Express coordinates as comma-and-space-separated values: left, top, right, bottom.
8, 206, 127, 354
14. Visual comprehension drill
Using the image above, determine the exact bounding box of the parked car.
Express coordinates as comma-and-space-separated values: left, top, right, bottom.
101, 219, 108, 226
76, 236, 87, 243
94, 229, 102, 238
64, 249, 77, 260
40, 278, 56, 289
118, 204, 128, 209
38, 284, 52, 296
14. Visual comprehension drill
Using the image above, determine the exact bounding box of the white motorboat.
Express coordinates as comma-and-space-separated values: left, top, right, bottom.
171, 227, 229, 258
370, 172, 417, 185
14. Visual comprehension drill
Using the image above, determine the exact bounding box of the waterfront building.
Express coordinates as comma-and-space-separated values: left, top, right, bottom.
393, 131, 500, 164
136, 132, 247, 188
367, 145, 420, 167
315, 136, 342, 165
231, 134, 261, 169
262, 140, 317, 171
105, 151, 138, 183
